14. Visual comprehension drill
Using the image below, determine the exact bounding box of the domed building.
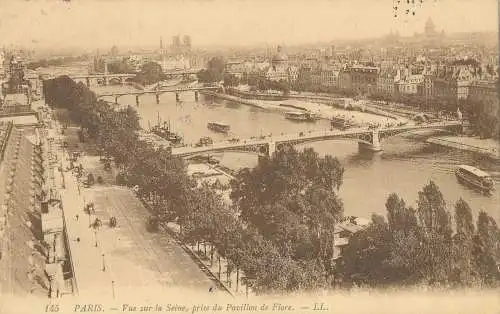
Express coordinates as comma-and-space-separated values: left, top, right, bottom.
412, 17, 445, 47
271, 46, 288, 69
266, 46, 296, 82
424, 17, 436, 37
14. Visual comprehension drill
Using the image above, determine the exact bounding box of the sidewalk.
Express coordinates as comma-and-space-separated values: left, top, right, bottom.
165, 222, 255, 298
52, 123, 115, 299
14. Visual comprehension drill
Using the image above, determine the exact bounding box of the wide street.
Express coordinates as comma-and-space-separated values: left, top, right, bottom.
82, 186, 223, 295
53, 121, 226, 299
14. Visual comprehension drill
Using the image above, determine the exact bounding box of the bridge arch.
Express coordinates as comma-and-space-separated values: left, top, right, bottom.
108, 77, 122, 85
378, 125, 462, 141
274, 132, 376, 149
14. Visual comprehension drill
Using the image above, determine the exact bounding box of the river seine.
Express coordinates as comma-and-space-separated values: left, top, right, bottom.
89, 85, 499, 223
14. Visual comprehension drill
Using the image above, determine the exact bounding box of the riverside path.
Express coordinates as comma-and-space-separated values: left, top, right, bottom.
52, 121, 226, 300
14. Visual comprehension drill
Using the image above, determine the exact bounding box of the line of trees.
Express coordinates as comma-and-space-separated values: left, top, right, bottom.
26, 56, 88, 70
197, 57, 225, 83
339, 181, 500, 288
106, 58, 136, 74
464, 98, 499, 139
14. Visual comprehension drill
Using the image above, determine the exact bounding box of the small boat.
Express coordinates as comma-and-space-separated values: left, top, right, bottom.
455, 165, 495, 194
331, 115, 353, 130
207, 122, 230, 133
284, 111, 319, 122
195, 136, 214, 147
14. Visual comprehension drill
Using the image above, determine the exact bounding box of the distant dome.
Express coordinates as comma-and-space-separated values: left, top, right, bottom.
425, 17, 436, 35
272, 53, 288, 62
272, 46, 288, 63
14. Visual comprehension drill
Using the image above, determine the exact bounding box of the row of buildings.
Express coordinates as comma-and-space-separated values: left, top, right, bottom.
224, 18, 498, 109
226, 46, 498, 109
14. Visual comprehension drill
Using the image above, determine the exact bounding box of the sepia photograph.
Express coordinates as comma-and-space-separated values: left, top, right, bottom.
0, 0, 498, 313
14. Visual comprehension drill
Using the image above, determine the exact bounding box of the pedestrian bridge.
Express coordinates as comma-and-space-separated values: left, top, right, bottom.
171, 121, 463, 157
96, 86, 220, 105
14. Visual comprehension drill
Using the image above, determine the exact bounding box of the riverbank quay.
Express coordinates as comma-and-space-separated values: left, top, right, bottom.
228, 87, 444, 123
201, 90, 283, 111
426, 136, 499, 160
204, 90, 407, 127
225, 87, 410, 123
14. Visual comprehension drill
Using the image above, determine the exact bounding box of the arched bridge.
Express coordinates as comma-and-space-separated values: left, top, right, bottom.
96, 86, 220, 105
171, 121, 463, 158
59, 69, 203, 87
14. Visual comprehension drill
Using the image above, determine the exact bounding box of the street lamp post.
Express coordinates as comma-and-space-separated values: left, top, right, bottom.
102, 254, 106, 272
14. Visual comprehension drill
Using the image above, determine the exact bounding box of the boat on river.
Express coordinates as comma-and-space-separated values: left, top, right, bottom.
455, 165, 495, 194
195, 136, 214, 147
149, 114, 183, 145
207, 121, 230, 133
330, 115, 354, 130
284, 111, 319, 122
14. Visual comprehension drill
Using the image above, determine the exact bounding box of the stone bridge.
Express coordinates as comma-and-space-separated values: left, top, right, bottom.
96, 86, 220, 105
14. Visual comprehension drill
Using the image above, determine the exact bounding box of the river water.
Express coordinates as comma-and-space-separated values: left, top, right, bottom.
89, 85, 499, 223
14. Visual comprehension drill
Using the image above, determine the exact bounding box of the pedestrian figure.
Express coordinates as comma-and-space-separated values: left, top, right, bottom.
76, 214, 79, 221
76, 237, 80, 242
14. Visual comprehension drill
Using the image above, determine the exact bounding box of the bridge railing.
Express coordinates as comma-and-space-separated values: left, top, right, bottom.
171, 121, 462, 155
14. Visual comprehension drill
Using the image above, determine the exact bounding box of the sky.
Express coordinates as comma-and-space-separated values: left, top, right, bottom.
0, 0, 497, 50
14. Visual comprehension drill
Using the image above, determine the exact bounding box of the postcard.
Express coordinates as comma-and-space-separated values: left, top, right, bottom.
0, 0, 498, 313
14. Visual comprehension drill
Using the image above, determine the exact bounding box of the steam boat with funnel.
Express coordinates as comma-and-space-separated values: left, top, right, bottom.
149, 114, 183, 145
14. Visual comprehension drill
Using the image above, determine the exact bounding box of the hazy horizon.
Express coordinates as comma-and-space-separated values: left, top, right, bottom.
0, 0, 497, 51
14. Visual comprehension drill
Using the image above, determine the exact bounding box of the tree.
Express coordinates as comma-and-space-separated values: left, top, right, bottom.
197, 56, 226, 83
133, 62, 163, 85
107, 58, 134, 74
455, 198, 475, 237
223, 73, 240, 87
231, 146, 344, 227
386, 193, 418, 235
417, 181, 452, 238
339, 214, 392, 287
451, 199, 476, 286
472, 211, 500, 286
230, 145, 344, 289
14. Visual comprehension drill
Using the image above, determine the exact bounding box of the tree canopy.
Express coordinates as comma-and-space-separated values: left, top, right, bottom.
339, 181, 500, 289
197, 56, 226, 83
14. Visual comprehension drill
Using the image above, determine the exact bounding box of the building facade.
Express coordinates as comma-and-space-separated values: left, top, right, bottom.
397, 74, 424, 95
377, 68, 397, 96
468, 80, 499, 107
349, 65, 379, 95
